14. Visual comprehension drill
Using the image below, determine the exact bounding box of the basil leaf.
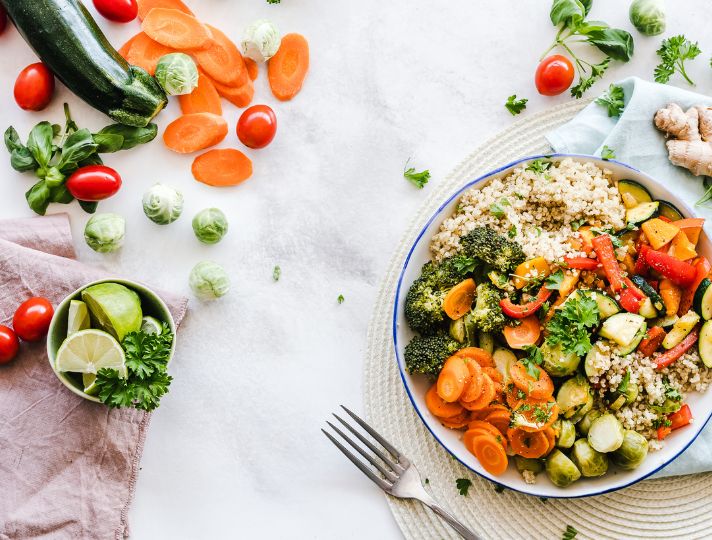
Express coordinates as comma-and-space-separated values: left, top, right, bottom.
93, 133, 125, 154
27, 121, 55, 169
577, 20, 610, 34
586, 28, 634, 61
79, 154, 103, 167
4, 126, 24, 152
49, 184, 74, 204
96, 123, 158, 151
550, 0, 585, 28
10, 147, 37, 172
59, 128, 98, 169
26, 180, 51, 215
580, 0, 592, 14
44, 166, 66, 188
78, 200, 99, 214
52, 124, 61, 138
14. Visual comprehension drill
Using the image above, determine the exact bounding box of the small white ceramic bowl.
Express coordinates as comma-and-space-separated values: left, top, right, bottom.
393, 154, 712, 498
46, 278, 176, 403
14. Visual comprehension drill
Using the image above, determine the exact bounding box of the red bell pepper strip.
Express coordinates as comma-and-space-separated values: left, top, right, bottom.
564, 256, 600, 270
645, 249, 697, 288
657, 424, 672, 440
634, 245, 651, 276
591, 234, 626, 292
637, 326, 666, 357
655, 325, 700, 369
619, 289, 643, 313
658, 215, 672, 223
648, 280, 659, 290
657, 404, 693, 440
623, 277, 646, 300
499, 287, 553, 319
678, 257, 711, 316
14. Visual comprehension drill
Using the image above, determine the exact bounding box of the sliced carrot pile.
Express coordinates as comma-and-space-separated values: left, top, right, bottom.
137, 0, 193, 20
211, 77, 254, 109
437, 356, 471, 403
126, 32, 174, 75
509, 360, 554, 399
268, 33, 310, 101
192, 149, 253, 187
460, 374, 495, 411
455, 347, 494, 368
511, 397, 559, 433
438, 410, 471, 429
193, 25, 247, 86
425, 384, 464, 418
508, 427, 549, 458
179, 71, 222, 115
471, 404, 509, 422
469, 434, 508, 475
464, 421, 507, 452
483, 409, 511, 436
459, 360, 482, 403
442, 278, 476, 320
118, 34, 140, 59
503, 315, 541, 349
163, 113, 228, 153
142, 8, 213, 50
245, 58, 258, 81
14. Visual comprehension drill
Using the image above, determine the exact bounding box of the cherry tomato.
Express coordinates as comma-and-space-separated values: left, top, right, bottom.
0, 325, 19, 364
66, 165, 122, 201
13, 297, 54, 342
237, 105, 277, 149
0, 6, 8, 35
93, 0, 138, 23
535, 54, 575, 96
14, 63, 55, 111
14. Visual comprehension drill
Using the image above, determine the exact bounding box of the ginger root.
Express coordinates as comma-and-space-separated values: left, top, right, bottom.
654, 103, 712, 177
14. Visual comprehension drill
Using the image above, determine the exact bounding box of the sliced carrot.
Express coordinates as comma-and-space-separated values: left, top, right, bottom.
437, 356, 471, 403
142, 8, 213, 51
484, 409, 511, 436
482, 367, 503, 384
192, 149, 252, 187
507, 427, 549, 458
469, 434, 509, 475
460, 374, 495, 411
163, 113, 228, 153
442, 278, 476, 320
459, 360, 483, 403
212, 77, 255, 108
268, 33, 309, 101
455, 347, 495, 368
438, 410, 471, 430
509, 360, 554, 400
425, 384, 464, 419
637, 326, 666, 357
503, 316, 541, 350
511, 397, 559, 433
137, 0, 193, 20
464, 422, 508, 452
659, 279, 681, 316
542, 426, 556, 455
118, 33, 141, 59
470, 404, 509, 421
193, 25, 248, 86
126, 32, 174, 75
505, 383, 526, 408
245, 57, 258, 81
179, 71, 222, 115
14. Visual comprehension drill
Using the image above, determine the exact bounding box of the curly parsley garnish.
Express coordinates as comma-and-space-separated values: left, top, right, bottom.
595, 84, 625, 117
522, 345, 544, 380
562, 524, 578, 540
654, 35, 702, 85
456, 478, 473, 496
546, 293, 600, 356
601, 145, 616, 160
404, 159, 430, 189
526, 158, 552, 174
505, 94, 528, 116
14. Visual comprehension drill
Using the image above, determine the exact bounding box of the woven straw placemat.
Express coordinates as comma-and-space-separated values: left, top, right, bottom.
363, 99, 712, 540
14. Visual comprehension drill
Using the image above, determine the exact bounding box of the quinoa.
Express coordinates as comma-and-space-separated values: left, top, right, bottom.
430, 158, 625, 262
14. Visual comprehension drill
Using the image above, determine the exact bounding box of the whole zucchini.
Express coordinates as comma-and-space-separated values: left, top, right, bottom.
1, 0, 166, 127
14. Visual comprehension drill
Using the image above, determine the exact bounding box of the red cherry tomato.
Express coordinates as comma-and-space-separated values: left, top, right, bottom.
0, 325, 19, 364
93, 0, 138, 23
66, 165, 122, 201
535, 54, 575, 96
237, 105, 277, 149
0, 6, 8, 35
14, 63, 55, 111
13, 297, 54, 342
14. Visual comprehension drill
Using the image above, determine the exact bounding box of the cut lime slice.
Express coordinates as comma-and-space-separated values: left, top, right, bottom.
67, 300, 91, 336
55, 329, 127, 378
141, 316, 163, 335
82, 373, 99, 395
81, 283, 142, 342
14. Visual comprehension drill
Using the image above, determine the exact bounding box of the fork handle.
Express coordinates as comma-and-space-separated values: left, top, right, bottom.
421, 500, 480, 540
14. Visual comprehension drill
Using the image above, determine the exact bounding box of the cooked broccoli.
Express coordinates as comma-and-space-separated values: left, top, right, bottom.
404, 333, 461, 375
404, 260, 464, 335
470, 282, 506, 333
460, 226, 525, 272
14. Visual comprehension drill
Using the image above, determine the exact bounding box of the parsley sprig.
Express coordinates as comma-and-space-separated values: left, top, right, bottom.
595, 84, 625, 117
546, 293, 599, 356
505, 95, 528, 116
456, 478, 473, 496
562, 525, 578, 540
522, 345, 544, 380
601, 145, 616, 160
654, 35, 702, 85
404, 159, 430, 189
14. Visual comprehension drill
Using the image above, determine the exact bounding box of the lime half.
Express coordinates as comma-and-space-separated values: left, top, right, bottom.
81, 283, 142, 342
82, 373, 99, 395
67, 300, 91, 336
141, 316, 163, 335
55, 329, 127, 378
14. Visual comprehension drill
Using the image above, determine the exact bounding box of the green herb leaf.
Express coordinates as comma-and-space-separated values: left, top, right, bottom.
44, 166, 66, 188
601, 145, 616, 160
508, 225, 517, 238
92, 133, 124, 154
452, 255, 478, 275
544, 269, 565, 290
95, 123, 158, 151
546, 292, 599, 356
490, 203, 506, 218
696, 182, 712, 207
586, 28, 634, 62
617, 370, 631, 394
49, 184, 74, 204
404, 159, 430, 189
4, 126, 24, 153
571, 218, 587, 231
456, 478, 473, 496
273, 265, 281, 281
654, 35, 702, 85
505, 94, 528, 115
595, 84, 625, 117
526, 158, 552, 174
571, 57, 611, 98
550, 0, 586, 28
78, 200, 99, 214
25, 180, 51, 215
59, 128, 98, 170
337, 294, 345, 304
26, 121, 55, 169
522, 345, 544, 380
562, 524, 578, 540
10, 147, 38, 172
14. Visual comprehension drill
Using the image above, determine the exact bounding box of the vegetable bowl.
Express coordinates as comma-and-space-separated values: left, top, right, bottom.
393, 154, 712, 498
47, 278, 176, 405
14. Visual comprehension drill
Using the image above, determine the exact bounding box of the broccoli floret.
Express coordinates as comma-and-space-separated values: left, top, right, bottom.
460, 226, 526, 273
404, 333, 461, 375
404, 260, 464, 335
470, 282, 506, 333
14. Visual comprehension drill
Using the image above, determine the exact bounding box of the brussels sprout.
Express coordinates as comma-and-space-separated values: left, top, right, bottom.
588, 413, 625, 453
142, 183, 184, 225
612, 430, 649, 470
624, 383, 639, 405
577, 409, 603, 437
541, 342, 580, 377
84, 213, 125, 253
189, 261, 230, 300
553, 419, 576, 449
556, 375, 592, 419
241, 19, 281, 63
192, 208, 228, 244
478, 331, 495, 354
629, 0, 666, 36
493, 347, 516, 384
570, 439, 609, 477
515, 455, 543, 474
545, 449, 581, 487
155, 53, 199, 96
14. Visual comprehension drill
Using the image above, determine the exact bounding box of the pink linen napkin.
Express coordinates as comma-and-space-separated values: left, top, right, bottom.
0, 214, 188, 540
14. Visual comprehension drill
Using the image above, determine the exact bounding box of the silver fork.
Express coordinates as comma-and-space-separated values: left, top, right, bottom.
322, 406, 479, 540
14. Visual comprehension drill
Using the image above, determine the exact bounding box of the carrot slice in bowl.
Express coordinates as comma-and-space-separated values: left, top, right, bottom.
464, 421, 508, 452
179, 71, 222, 115
163, 113, 228, 153
268, 33, 309, 101
510, 396, 559, 433
509, 360, 554, 399
425, 384, 464, 419
137, 0, 193, 20
469, 434, 509, 475
142, 8, 213, 50
460, 374, 495, 411
455, 347, 495, 368
194, 25, 248, 87
437, 410, 471, 430
503, 315, 541, 349
459, 359, 483, 403
437, 355, 471, 403
442, 278, 476, 320
507, 427, 550, 459
484, 408, 511, 436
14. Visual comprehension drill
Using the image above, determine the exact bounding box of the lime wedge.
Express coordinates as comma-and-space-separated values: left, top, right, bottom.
67, 300, 91, 336
82, 283, 142, 342
82, 373, 99, 395
141, 316, 163, 335
55, 329, 127, 378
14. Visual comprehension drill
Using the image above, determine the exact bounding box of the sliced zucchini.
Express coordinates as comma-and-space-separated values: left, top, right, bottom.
566, 290, 620, 319
599, 313, 647, 347
614, 326, 647, 356
638, 298, 658, 319
625, 201, 660, 225
478, 331, 494, 354
618, 180, 653, 205
653, 314, 679, 328
630, 275, 665, 313
493, 347, 516, 384
662, 311, 701, 349
657, 200, 684, 222
609, 394, 627, 411
698, 320, 712, 368
693, 278, 712, 320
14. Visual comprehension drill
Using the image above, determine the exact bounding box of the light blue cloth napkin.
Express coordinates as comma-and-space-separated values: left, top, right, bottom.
547, 76, 712, 478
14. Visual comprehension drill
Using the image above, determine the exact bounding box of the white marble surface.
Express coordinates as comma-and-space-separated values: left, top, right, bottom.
2, 1, 712, 538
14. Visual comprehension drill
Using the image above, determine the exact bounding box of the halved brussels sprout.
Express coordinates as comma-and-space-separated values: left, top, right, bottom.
556, 375, 592, 419
541, 341, 580, 377
588, 413, 625, 453
493, 347, 516, 384
577, 409, 603, 437
553, 419, 576, 449
611, 430, 649, 470
570, 439, 609, 477
545, 449, 581, 487
450, 313, 477, 345
515, 455, 543, 474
